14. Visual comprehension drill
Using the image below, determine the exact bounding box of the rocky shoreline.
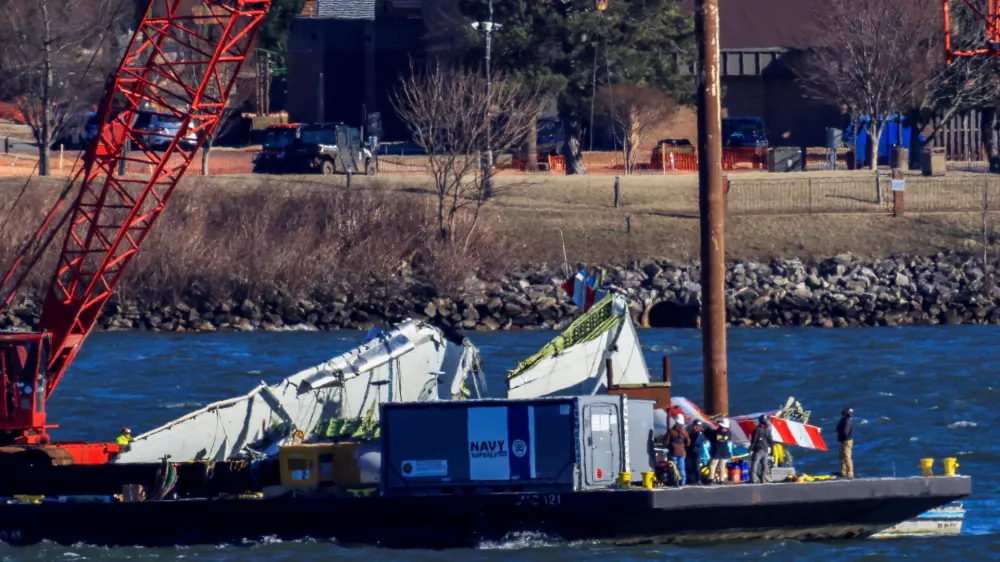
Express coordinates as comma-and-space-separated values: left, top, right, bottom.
2, 252, 999, 333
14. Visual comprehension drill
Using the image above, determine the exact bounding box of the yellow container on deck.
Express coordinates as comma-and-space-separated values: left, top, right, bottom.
13, 495, 43, 504
279, 442, 362, 487
943, 457, 959, 476
617, 471, 632, 489
920, 458, 934, 476
641, 471, 656, 489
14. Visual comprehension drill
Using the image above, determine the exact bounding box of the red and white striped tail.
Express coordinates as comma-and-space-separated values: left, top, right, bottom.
732, 415, 828, 452
669, 397, 828, 452
669, 396, 712, 426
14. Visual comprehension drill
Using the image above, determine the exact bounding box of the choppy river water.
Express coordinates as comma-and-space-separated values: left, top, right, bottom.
3, 326, 998, 560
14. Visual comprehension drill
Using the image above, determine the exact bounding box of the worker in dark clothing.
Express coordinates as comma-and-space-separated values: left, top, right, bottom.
705, 418, 733, 484
836, 408, 854, 478
666, 415, 691, 486
686, 420, 707, 484
749, 415, 773, 484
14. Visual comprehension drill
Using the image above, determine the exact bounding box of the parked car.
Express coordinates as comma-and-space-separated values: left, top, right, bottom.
657, 138, 693, 149
252, 123, 303, 173
536, 116, 565, 156
137, 114, 198, 151
275, 122, 374, 175
411, 126, 452, 153
722, 117, 768, 148
52, 111, 100, 149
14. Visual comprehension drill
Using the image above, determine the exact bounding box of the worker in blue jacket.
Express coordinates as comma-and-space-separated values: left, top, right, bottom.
837, 408, 854, 478
686, 420, 708, 484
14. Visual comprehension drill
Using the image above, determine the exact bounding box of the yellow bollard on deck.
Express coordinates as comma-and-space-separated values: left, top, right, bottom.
943, 457, 959, 476
617, 471, 632, 489
920, 458, 934, 476
641, 471, 656, 489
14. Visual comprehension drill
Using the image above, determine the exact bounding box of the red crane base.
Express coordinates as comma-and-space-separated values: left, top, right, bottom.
0, 443, 121, 467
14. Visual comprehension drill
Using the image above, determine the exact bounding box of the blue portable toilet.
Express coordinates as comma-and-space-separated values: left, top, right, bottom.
843, 114, 924, 168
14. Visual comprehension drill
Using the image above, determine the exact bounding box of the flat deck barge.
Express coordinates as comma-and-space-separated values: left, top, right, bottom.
0, 475, 971, 548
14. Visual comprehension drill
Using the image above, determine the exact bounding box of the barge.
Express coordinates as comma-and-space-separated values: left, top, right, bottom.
0, 394, 972, 549
0, 476, 971, 548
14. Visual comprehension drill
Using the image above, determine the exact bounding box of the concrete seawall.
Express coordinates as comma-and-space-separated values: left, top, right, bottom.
2, 251, 998, 332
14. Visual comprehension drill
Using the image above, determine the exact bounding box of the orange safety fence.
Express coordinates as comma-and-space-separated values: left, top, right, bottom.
0, 151, 83, 177
650, 144, 698, 172
0, 146, 916, 179
375, 156, 430, 174
581, 151, 629, 174
722, 147, 767, 171
120, 149, 257, 176
509, 154, 566, 173
0, 149, 258, 178
648, 145, 775, 173
582, 146, 768, 175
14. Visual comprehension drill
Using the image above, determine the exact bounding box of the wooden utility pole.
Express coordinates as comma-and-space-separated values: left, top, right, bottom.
263, 52, 272, 115
695, 0, 728, 417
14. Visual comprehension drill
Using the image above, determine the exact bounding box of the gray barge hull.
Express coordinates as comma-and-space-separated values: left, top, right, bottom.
0, 475, 971, 548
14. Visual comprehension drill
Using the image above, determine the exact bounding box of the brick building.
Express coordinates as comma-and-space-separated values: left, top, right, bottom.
664, 0, 844, 148
287, 0, 849, 146
288, 0, 993, 157
286, 0, 462, 140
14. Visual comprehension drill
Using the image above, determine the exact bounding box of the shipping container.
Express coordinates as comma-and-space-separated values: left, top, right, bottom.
278, 443, 363, 488
379, 395, 654, 496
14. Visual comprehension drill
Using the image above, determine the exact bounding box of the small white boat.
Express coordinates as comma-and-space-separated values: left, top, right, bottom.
871, 502, 965, 538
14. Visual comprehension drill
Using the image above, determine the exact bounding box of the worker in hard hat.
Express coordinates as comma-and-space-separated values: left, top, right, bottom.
686, 420, 709, 485
117, 427, 134, 452
705, 418, 732, 484
665, 414, 690, 486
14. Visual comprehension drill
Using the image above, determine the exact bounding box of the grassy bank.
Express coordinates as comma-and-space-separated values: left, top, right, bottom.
0, 173, 990, 301
369, 171, 990, 264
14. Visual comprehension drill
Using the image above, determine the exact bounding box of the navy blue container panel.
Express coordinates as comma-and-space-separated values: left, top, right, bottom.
380, 399, 580, 493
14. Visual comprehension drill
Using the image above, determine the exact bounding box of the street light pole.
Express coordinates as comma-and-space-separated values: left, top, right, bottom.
485, 0, 493, 199
473, 4, 500, 199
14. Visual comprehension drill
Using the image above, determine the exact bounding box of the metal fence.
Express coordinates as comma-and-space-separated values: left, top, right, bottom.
727, 175, 999, 215
4, 147, 999, 217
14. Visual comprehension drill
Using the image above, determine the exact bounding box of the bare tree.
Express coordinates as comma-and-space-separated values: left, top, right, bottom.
200, 75, 254, 176
167, 23, 255, 176
923, 56, 1000, 151
924, 1, 1000, 158
796, 0, 938, 170
0, 0, 130, 175
597, 84, 677, 174
392, 61, 544, 247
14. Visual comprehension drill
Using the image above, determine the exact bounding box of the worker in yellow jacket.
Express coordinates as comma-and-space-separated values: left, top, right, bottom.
117, 427, 134, 451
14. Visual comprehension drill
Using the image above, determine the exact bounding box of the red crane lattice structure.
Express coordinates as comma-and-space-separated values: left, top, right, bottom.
0, 0, 271, 456
945, 0, 1000, 62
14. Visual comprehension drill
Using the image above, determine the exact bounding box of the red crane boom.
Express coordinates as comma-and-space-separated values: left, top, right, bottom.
0, 0, 271, 458
945, 0, 1000, 62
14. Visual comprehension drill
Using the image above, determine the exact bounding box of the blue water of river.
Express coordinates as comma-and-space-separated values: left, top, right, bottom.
2, 326, 999, 560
